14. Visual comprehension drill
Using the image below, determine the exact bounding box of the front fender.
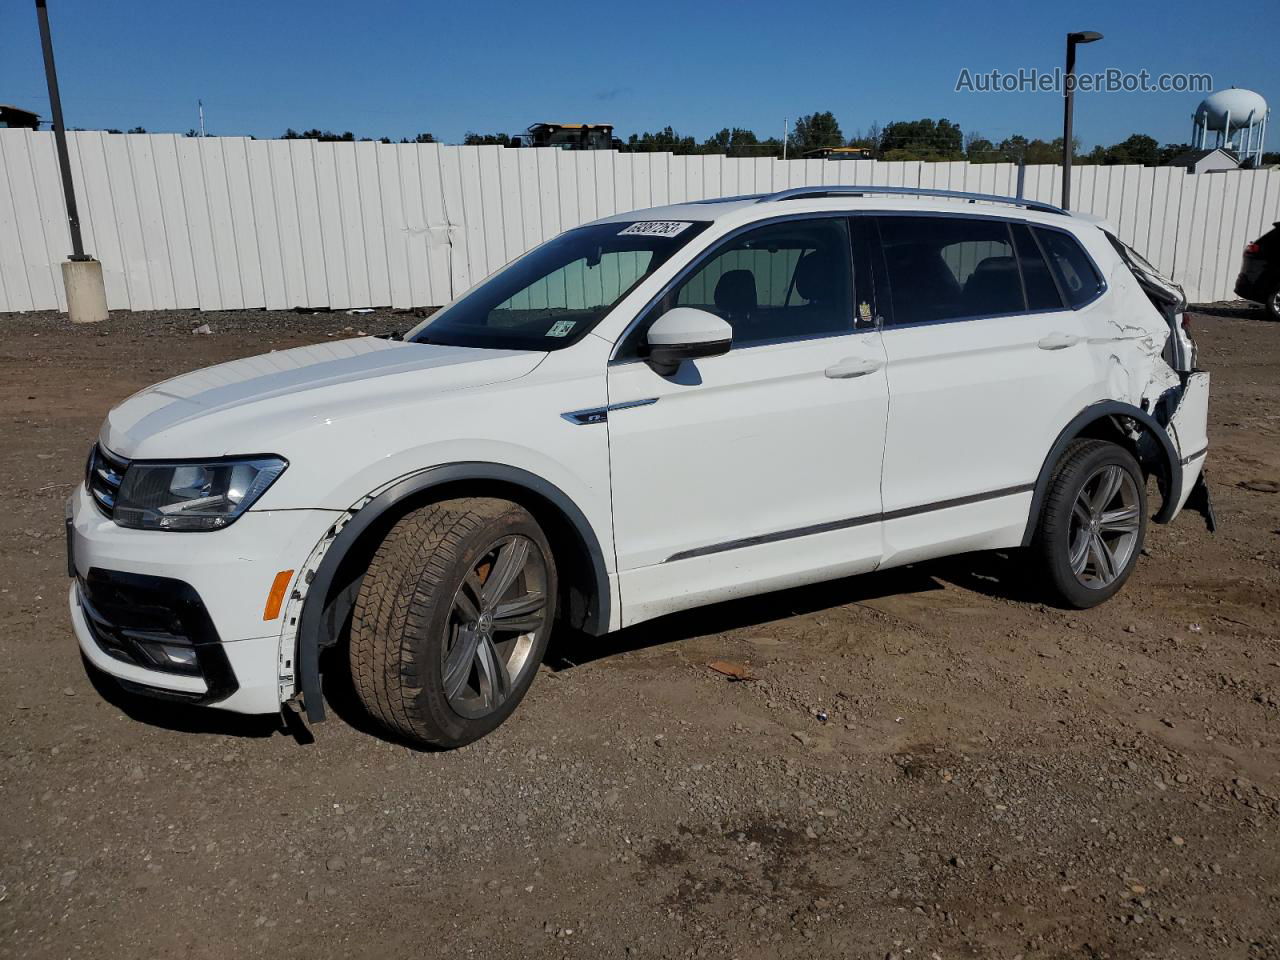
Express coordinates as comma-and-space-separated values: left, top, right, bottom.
292, 462, 613, 724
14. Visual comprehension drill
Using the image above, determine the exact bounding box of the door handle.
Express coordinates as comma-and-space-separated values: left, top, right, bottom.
1038, 332, 1081, 351
824, 356, 883, 379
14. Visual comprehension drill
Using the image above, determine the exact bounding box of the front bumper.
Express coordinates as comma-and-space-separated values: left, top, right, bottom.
67, 482, 340, 714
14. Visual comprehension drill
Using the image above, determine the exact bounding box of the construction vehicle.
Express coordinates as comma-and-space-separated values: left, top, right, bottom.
510, 122, 621, 150
803, 146, 874, 160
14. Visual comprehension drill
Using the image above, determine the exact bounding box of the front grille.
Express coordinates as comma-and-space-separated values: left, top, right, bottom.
86, 443, 129, 517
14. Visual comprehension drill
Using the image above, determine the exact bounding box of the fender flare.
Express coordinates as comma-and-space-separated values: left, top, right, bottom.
296, 463, 612, 723
1020, 401, 1181, 547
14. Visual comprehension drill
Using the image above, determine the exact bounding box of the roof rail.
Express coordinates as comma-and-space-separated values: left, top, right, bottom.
757, 185, 1067, 216
689, 193, 766, 204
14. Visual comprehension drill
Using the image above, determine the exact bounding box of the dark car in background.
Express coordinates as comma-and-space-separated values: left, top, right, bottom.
1235, 223, 1280, 321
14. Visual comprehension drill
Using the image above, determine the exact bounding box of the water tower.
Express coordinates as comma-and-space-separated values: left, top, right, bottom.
1192, 88, 1269, 167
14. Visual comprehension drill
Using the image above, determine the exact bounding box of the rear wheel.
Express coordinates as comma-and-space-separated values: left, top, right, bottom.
1266, 283, 1280, 322
349, 497, 556, 748
1032, 439, 1147, 608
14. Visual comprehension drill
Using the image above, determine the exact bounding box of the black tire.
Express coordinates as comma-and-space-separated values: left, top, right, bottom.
1032, 439, 1147, 609
349, 497, 557, 748
1266, 283, 1280, 323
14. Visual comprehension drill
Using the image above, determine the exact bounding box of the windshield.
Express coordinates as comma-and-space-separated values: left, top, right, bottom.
408, 220, 711, 351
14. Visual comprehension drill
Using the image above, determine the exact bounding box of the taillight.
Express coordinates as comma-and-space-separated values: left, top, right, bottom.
1244, 242, 1262, 255
1181, 313, 1192, 334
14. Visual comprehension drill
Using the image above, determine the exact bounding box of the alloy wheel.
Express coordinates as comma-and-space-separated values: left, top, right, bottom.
1067, 464, 1141, 589
442, 535, 548, 719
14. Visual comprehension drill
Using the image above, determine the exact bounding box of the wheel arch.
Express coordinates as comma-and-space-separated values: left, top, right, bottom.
296, 462, 612, 723
1020, 401, 1181, 547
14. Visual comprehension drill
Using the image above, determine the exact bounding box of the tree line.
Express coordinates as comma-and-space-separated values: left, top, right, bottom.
605, 113, 1240, 166
460, 112, 1276, 166
92, 113, 1279, 166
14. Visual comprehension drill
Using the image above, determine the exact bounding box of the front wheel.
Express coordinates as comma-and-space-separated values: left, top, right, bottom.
349, 497, 557, 748
1032, 439, 1147, 609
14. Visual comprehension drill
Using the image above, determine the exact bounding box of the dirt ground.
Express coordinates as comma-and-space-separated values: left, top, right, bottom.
1, 304, 1278, 960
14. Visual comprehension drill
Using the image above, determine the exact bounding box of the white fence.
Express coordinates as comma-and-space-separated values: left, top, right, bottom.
2, 128, 1279, 313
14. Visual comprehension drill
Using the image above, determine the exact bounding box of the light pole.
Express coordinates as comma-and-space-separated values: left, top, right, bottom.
34, 0, 107, 322
1061, 30, 1102, 211
35, 0, 86, 259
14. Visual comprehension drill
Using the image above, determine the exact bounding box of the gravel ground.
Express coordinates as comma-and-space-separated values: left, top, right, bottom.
1, 304, 1278, 960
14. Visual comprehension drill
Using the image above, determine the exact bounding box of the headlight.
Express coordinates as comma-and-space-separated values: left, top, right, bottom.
113, 456, 288, 531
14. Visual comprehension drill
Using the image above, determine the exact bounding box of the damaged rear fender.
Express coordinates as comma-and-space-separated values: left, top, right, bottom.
1020, 401, 1182, 547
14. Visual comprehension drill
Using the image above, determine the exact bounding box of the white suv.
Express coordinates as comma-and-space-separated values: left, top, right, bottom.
68, 186, 1214, 747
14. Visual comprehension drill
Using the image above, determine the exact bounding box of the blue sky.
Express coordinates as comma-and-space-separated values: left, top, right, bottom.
2, 0, 1275, 150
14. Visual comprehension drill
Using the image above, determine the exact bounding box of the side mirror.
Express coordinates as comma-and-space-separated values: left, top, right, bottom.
645, 307, 732, 376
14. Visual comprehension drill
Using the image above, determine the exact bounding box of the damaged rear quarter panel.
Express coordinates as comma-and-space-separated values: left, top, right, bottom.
1072, 245, 1208, 523
1092, 259, 1182, 412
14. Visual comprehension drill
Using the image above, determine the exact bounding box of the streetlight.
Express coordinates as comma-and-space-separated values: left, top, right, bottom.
34, 0, 108, 323
1061, 30, 1103, 211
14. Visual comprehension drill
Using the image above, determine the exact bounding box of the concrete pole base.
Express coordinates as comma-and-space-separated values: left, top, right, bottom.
62, 258, 109, 324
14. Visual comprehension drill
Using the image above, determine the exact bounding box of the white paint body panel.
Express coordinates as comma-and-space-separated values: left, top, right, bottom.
67, 193, 1210, 715
878, 306, 1100, 566
607, 332, 888, 625
1169, 371, 1212, 514
67, 481, 339, 714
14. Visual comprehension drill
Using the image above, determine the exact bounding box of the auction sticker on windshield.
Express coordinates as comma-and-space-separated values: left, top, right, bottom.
618, 221, 694, 238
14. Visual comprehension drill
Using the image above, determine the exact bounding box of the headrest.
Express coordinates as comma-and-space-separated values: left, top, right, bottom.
713, 269, 757, 315
795, 250, 837, 302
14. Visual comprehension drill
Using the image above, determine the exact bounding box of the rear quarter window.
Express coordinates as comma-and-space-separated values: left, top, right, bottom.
1010, 223, 1063, 312
1034, 228, 1104, 308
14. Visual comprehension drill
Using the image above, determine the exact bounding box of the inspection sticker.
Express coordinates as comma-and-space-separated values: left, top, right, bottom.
618, 221, 693, 238
546, 319, 577, 338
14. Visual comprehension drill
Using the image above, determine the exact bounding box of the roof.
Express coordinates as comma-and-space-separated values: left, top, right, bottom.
1165, 147, 1239, 168
0, 104, 40, 120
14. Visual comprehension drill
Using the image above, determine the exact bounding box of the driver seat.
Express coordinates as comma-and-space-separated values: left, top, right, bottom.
713, 270, 757, 329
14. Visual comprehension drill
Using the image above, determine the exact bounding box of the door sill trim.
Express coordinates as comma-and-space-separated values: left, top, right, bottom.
663, 483, 1034, 563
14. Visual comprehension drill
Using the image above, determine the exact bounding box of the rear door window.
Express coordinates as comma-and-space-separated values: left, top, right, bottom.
1034, 228, 1105, 307
878, 216, 1025, 323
